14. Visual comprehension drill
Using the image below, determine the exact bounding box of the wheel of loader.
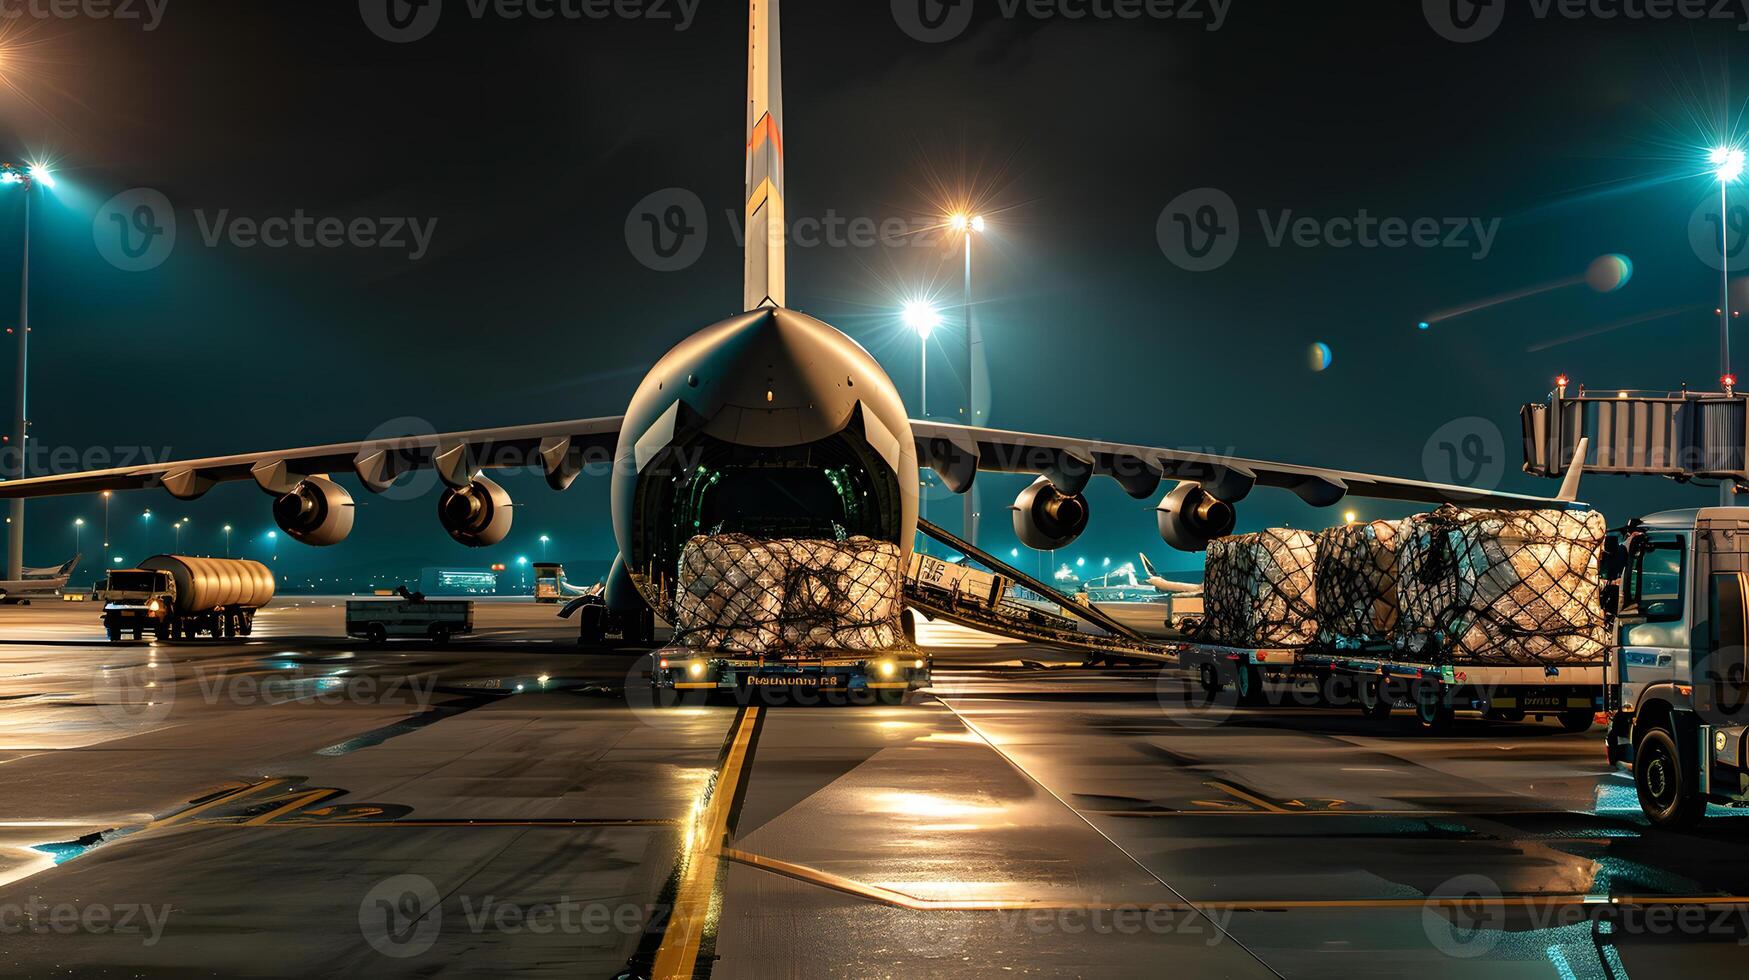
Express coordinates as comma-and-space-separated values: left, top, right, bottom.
1197, 663, 1221, 700
1359, 676, 1393, 719
1557, 708, 1596, 733
1234, 664, 1267, 707
106, 625, 120, 642
365, 623, 387, 646
1414, 682, 1454, 734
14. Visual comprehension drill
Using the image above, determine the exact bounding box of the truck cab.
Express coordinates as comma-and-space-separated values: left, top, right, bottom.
100, 568, 175, 641
1607, 507, 1749, 826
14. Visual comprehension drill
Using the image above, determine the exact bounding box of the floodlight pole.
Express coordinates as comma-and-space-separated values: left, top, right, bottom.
962, 230, 976, 546
1724, 178, 1737, 508
8, 185, 29, 579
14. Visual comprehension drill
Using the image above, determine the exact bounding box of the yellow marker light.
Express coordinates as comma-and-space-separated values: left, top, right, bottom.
688, 661, 705, 678
878, 661, 896, 678
913, 659, 924, 669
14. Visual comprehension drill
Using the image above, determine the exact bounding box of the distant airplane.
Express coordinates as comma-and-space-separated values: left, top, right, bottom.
0, 0, 1580, 638
0, 555, 79, 604
1138, 554, 1202, 596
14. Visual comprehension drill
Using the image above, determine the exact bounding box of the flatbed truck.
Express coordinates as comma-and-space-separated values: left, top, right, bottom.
1173, 642, 1605, 733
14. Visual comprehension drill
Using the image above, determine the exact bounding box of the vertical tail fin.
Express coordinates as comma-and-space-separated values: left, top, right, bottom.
744, 0, 786, 311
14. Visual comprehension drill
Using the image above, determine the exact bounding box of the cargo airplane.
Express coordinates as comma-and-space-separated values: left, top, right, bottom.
0, 1, 1582, 638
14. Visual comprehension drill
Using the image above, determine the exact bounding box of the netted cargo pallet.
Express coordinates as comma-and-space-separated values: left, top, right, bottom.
1314, 519, 1404, 646
1199, 529, 1318, 648
673, 534, 906, 655
1395, 506, 1608, 667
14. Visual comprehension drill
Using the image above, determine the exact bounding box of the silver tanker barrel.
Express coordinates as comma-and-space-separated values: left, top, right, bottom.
134, 555, 275, 640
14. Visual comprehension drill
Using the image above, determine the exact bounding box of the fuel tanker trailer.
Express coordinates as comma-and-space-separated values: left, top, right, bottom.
100, 555, 275, 642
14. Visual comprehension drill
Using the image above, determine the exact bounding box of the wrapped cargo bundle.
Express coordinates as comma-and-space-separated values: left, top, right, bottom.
674, 535, 784, 653
1395, 506, 1609, 667
1314, 520, 1404, 645
1200, 529, 1318, 648
672, 534, 905, 655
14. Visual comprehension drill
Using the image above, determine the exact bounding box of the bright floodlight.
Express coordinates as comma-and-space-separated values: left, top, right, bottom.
1712, 146, 1746, 183
902, 300, 942, 338
26, 163, 52, 188
949, 214, 969, 232
970, 215, 986, 233
0, 171, 19, 185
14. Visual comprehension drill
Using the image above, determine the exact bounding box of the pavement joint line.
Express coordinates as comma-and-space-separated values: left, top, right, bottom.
651, 705, 760, 980
932, 696, 1276, 973
715, 851, 1749, 912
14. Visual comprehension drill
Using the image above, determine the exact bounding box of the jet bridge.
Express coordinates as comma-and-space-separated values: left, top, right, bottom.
1523, 381, 1748, 489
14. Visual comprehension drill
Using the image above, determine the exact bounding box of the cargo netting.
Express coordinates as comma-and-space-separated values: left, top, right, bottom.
1199, 529, 1318, 648
1314, 520, 1404, 646
1395, 505, 1609, 667
673, 534, 906, 656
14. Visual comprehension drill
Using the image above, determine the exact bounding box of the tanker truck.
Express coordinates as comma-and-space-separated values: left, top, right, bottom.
100, 555, 275, 642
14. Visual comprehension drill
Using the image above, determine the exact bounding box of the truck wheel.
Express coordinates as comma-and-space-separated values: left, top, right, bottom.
1197, 663, 1221, 700
428, 624, 450, 647
1414, 684, 1453, 734
1557, 709, 1596, 733
1359, 677, 1393, 719
366, 623, 387, 646
240, 615, 254, 637
901, 608, 917, 645
106, 626, 120, 642
1235, 665, 1267, 707
1635, 726, 1705, 828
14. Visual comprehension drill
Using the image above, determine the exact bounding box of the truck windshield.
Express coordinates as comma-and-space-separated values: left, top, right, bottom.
1631, 536, 1684, 622
106, 572, 161, 592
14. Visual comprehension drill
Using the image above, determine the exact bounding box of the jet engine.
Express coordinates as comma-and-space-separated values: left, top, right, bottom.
438, 476, 513, 548
1011, 476, 1090, 551
272, 476, 355, 546
1155, 481, 1236, 553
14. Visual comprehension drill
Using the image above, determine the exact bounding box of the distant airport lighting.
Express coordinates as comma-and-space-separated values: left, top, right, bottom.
1075, 557, 1085, 567
1555, 374, 1569, 390
1712, 146, 1746, 183
1344, 511, 1357, 525
902, 300, 941, 338
25, 163, 52, 189
1725, 374, 1738, 392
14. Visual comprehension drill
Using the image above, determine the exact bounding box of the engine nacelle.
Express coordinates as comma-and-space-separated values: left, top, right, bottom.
272, 476, 355, 547
439, 475, 514, 548
1011, 476, 1090, 551
1156, 481, 1236, 553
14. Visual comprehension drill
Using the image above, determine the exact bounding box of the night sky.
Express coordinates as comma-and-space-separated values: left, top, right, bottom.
0, 0, 1746, 583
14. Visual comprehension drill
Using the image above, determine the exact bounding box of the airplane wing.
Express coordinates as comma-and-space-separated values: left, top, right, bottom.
0, 417, 624, 500
910, 420, 1577, 510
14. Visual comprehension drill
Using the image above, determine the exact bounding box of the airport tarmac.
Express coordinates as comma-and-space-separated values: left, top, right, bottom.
0, 599, 1746, 978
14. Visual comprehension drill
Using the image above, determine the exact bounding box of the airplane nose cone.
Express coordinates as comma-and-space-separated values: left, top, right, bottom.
637, 307, 901, 448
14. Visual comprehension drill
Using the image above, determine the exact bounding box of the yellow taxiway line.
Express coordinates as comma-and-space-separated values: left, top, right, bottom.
652, 706, 760, 980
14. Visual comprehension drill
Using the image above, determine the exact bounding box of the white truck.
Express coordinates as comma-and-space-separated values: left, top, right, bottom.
1604, 507, 1749, 827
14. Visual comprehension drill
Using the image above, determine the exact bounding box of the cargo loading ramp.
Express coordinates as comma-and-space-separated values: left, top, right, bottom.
905, 519, 1181, 664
